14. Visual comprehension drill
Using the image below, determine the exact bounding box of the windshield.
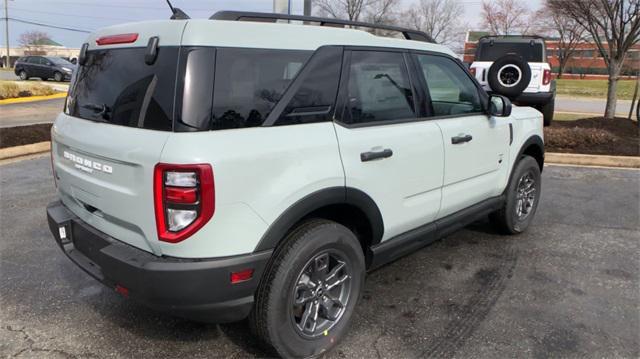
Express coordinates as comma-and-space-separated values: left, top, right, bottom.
48, 57, 73, 65
476, 42, 544, 62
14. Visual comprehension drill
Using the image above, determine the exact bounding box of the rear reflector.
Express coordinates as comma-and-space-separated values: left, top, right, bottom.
96, 33, 138, 46
115, 284, 129, 297
231, 269, 254, 284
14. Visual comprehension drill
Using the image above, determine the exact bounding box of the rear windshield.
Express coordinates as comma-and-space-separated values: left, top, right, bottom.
68, 46, 312, 132
476, 42, 544, 62
67, 47, 178, 131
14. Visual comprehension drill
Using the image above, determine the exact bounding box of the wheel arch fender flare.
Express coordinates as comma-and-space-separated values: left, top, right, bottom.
253, 187, 384, 252
508, 134, 544, 186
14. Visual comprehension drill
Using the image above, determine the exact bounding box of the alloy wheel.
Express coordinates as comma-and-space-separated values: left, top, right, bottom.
515, 171, 536, 220
291, 250, 352, 338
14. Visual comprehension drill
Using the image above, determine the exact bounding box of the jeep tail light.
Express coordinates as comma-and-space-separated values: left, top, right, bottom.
153, 163, 214, 243
542, 69, 551, 85
469, 67, 476, 77
96, 33, 138, 45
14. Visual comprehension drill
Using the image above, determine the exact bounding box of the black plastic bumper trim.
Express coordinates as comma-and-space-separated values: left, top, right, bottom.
47, 200, 272, 323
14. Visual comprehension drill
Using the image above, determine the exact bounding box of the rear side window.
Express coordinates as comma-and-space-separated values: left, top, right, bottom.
275, 47, 343, 126
211, 48, 311, 130
67, 47, 178, 131
342, 51, 415, 125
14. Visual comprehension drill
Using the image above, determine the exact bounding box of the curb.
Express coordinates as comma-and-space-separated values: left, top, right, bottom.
0, 92, 66, 105
546, 152, 640, 169
0, 141, 50, 161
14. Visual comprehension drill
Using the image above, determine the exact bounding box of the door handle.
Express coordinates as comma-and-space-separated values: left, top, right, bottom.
451, 134, 473, 144
361, 148, 393, 162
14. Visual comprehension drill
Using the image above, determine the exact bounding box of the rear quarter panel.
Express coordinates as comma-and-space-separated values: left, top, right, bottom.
158, 123, 345, 258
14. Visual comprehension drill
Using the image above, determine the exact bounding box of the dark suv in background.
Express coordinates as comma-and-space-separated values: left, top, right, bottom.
14, 56, 76, 82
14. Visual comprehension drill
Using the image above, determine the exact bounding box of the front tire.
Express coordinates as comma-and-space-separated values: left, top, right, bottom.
18, 70, 28, 80
490, 156, 541, 234
251, 219, 365, 358
53, 72, 63, 82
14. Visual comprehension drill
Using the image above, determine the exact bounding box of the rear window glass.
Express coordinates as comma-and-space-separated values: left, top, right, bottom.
476, 42, 544, 62
67, 47, 178, 131
211, 48, 311, 130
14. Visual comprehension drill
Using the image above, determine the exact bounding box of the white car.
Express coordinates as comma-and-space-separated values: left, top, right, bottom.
47, 11, 544, 358
470, 35, 555, 126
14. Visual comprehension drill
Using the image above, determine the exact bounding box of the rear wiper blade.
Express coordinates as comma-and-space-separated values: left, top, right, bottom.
82, 103, 111, 121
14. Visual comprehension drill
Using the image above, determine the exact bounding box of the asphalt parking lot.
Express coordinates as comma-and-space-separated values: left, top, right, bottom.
1, 157, 638, 358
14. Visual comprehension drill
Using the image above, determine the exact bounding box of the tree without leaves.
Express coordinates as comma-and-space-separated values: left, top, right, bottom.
314, 0, 402, 37
364, 0, 401, 34
314, 0, 370, 21
481, 0, 532, 35
536, 7, 586, 78
546, 0, 640, 119
18, 30, 52, 53
404, 0, 466, 46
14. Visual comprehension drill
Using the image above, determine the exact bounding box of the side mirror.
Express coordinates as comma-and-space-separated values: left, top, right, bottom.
488, 94, 512, 117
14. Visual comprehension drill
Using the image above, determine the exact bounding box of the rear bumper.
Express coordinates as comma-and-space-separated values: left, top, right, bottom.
512, 92, 554, 106
47, 200, 271, 323
487, 91, 554, 106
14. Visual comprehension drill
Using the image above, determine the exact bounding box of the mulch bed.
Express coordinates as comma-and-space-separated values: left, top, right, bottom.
0, 123, 52, 149
544, 117, 639, 157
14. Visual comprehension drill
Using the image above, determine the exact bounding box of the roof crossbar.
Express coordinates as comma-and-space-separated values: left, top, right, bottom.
209, 11, 435, 43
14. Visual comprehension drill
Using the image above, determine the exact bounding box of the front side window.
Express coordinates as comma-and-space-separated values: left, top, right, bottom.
416, 54, 482, 117
211, 48, 311, 130
342, 51, 415, 125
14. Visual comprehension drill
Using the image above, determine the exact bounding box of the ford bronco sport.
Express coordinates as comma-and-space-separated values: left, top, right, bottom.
470, 35, 555, 126
47, 10, 544, 358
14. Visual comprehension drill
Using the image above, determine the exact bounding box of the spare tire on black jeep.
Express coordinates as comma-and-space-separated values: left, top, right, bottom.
487, 54, 531, 98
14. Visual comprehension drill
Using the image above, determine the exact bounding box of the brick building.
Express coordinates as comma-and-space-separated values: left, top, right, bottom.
463, 31, 640, 78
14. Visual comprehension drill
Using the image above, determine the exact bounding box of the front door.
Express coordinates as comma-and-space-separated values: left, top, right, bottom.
413, 53, 511, 217
333, 49, 445, 242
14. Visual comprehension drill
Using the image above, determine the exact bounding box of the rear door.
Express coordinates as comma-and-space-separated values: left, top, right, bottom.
53, 39, 182, 255
413, 52, 511, 217
333, 49, 444, 241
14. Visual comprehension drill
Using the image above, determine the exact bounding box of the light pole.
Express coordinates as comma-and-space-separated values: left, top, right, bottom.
4, 0, 9, 68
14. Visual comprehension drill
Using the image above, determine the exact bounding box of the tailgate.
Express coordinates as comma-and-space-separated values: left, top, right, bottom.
52, 114, 169, 255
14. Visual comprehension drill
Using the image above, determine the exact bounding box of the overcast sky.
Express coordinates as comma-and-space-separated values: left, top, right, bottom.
2, 0, 543, 48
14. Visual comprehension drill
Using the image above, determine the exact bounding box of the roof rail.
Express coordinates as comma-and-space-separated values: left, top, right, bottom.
209, 11, 435, 43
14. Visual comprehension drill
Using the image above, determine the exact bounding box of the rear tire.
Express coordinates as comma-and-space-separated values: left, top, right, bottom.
19, 70, 28, 80
250, 219, 365, 358
490, 156, 541, 234
537, 98, 554, 127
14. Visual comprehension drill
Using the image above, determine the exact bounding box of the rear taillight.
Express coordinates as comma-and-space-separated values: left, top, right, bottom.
153, 163, 215, 243
469, 67, 476, 77
96, 33, 138, 46
542, 69, 551, 85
